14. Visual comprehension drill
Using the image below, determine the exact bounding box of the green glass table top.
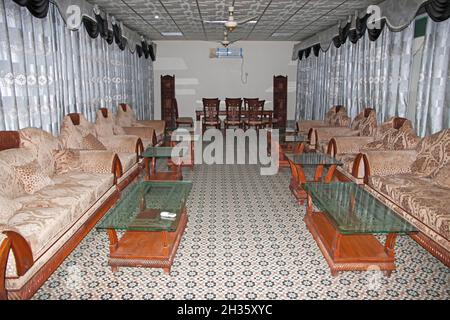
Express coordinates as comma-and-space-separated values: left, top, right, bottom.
97, 181, 192, 232
279, 134, 309, 143
143, 146, 185, 158
286, 153, 342, 166
302, 182, 417, 235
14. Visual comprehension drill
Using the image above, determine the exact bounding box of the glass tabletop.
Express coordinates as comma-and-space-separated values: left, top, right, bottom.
143, 146, 185, 158
97, 181, 193, 232
286, 153, 342, 166
302, 182, 417, 235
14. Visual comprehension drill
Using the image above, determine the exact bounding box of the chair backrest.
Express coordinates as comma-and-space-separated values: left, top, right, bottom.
244, 98, 259, 111
247, 99, 263, 122
203, 98, 220, 122
173, 98, 179, 119
225, 98, 242, 122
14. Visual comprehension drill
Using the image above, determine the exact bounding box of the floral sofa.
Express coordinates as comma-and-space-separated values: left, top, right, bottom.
309, 108, 377, 153
0, 128, 121, 299
116, 103, 166, 144
328, 117, 420, 180
60, 113, 142, 190
359, 129, 450, 267
296, 105, 349, 134
96, 108, 157, 148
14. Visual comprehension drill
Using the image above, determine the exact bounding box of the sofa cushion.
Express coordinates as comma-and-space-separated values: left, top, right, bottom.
13, 160, 55, 195
411, 129, 450, 176
82, 134, 107, 150
54, 172, 114, 199
369, 174, 450, 240
9, 171, 114, 255
0, 194, 22, 223
53, 149, 82, 174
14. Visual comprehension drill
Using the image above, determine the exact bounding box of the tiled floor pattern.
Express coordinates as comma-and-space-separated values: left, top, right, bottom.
33, 164, 450, 300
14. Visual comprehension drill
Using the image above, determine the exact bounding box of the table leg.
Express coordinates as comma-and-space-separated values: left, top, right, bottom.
297, 165, 307, 184
151, 157, 156, 176
384, 233, 397, 258
325, 164, 338, 183
314, 164, 324, 182
107, 229, 119, 273
144, 158, 150, 180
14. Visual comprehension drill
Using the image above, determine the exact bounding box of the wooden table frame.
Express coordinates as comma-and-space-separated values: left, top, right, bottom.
106, 207, 188, 274
304, 194, 399, 277
144, 156, 183, 181
288, 159, 338, 204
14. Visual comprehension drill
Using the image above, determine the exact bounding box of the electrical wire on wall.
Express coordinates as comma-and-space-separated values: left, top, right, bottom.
241, 55, 248, 84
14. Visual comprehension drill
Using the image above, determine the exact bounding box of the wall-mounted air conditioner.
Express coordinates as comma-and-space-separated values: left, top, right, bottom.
209, 48, 243, 59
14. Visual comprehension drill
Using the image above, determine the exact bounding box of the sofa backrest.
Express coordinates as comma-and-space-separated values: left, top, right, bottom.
95, 109, 115, 138
411, 129, 450, 177
357, 109, 377, 136
59, 114, 96, 149
116, 103, 136, 127
0, 129, 59, 198
325, 105, 347, 125
19, 127, 61, 178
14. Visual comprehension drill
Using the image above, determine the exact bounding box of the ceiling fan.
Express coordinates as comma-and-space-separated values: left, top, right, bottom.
218, 30, 241, 48
204, 6, 258, 32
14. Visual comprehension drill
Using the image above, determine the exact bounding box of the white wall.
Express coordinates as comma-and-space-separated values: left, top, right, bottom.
153, 41, 297, 120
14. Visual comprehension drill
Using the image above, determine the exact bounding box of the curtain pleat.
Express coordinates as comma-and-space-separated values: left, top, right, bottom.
296, 23, 414, 125
0, 0, 153, 134
415, 18, 450, 136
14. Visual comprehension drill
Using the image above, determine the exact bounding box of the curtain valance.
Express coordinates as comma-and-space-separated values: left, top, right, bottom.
12, 0, 156, 60
292, 0, 450, 60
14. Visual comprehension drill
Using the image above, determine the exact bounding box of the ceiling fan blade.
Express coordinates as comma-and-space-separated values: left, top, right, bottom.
203, 20, 228, 24
236, 16, 259, 25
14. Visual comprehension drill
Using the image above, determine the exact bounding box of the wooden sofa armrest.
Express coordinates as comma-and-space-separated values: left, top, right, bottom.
354, 149, 418, 183
121, 126, 155, 140
0, 233, 10, 300
100, 135, 142, 157
328, 136, 375, 157
0, 229, 34, 300
78, 150, 123, 184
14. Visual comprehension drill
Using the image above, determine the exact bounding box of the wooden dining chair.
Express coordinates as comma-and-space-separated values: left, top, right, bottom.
174, 98, 194, 128
224, 98, 243, 129
202, 98, 221, 133
244, 98, 264, 131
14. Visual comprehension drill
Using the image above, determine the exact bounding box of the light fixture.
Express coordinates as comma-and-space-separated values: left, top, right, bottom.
155, 15, 159, 19
224, 6, 237, 32
93, 4, 100, 15
161, 32, 183, 36
271, 32, 293, 37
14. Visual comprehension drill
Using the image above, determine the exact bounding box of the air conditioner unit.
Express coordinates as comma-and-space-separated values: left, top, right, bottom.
209, 48, 243, 59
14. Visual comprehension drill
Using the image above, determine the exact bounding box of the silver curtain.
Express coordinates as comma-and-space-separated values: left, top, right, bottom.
415, 18, 450, 136
0, 0, 153, 135
296, 23, 414, 124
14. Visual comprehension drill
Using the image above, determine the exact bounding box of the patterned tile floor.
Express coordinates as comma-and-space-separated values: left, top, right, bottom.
33, 163, 450, 300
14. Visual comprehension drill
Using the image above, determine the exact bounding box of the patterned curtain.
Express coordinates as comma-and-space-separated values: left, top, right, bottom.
415, 18, 450, 136
296, 23, 414, 124
0, 0, 153, 135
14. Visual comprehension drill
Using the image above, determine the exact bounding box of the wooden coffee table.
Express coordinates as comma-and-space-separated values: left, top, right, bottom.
96, 181, 192, 273
302, 182, 417, 276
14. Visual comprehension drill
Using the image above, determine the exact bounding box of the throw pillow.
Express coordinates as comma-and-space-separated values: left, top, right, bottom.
82, 134, 107, 150
13, 160, 54, 194
0, 193, 22, 223
53, 149, 82, 174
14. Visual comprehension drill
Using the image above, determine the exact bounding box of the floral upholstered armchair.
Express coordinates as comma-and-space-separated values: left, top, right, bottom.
59, 113, 142, 190
358, 129, 450, 267
297, 105, 349, 134
116, 103, 166, 144
95, 108, 156, 149
0, 128, 120, 299
327, 117, 420, 177
309, 108, 377, 153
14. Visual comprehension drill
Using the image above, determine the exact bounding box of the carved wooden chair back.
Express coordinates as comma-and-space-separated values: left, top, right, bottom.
202, 98, 220, 122
247, 99, 263, 122
225, 98, 242, 122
